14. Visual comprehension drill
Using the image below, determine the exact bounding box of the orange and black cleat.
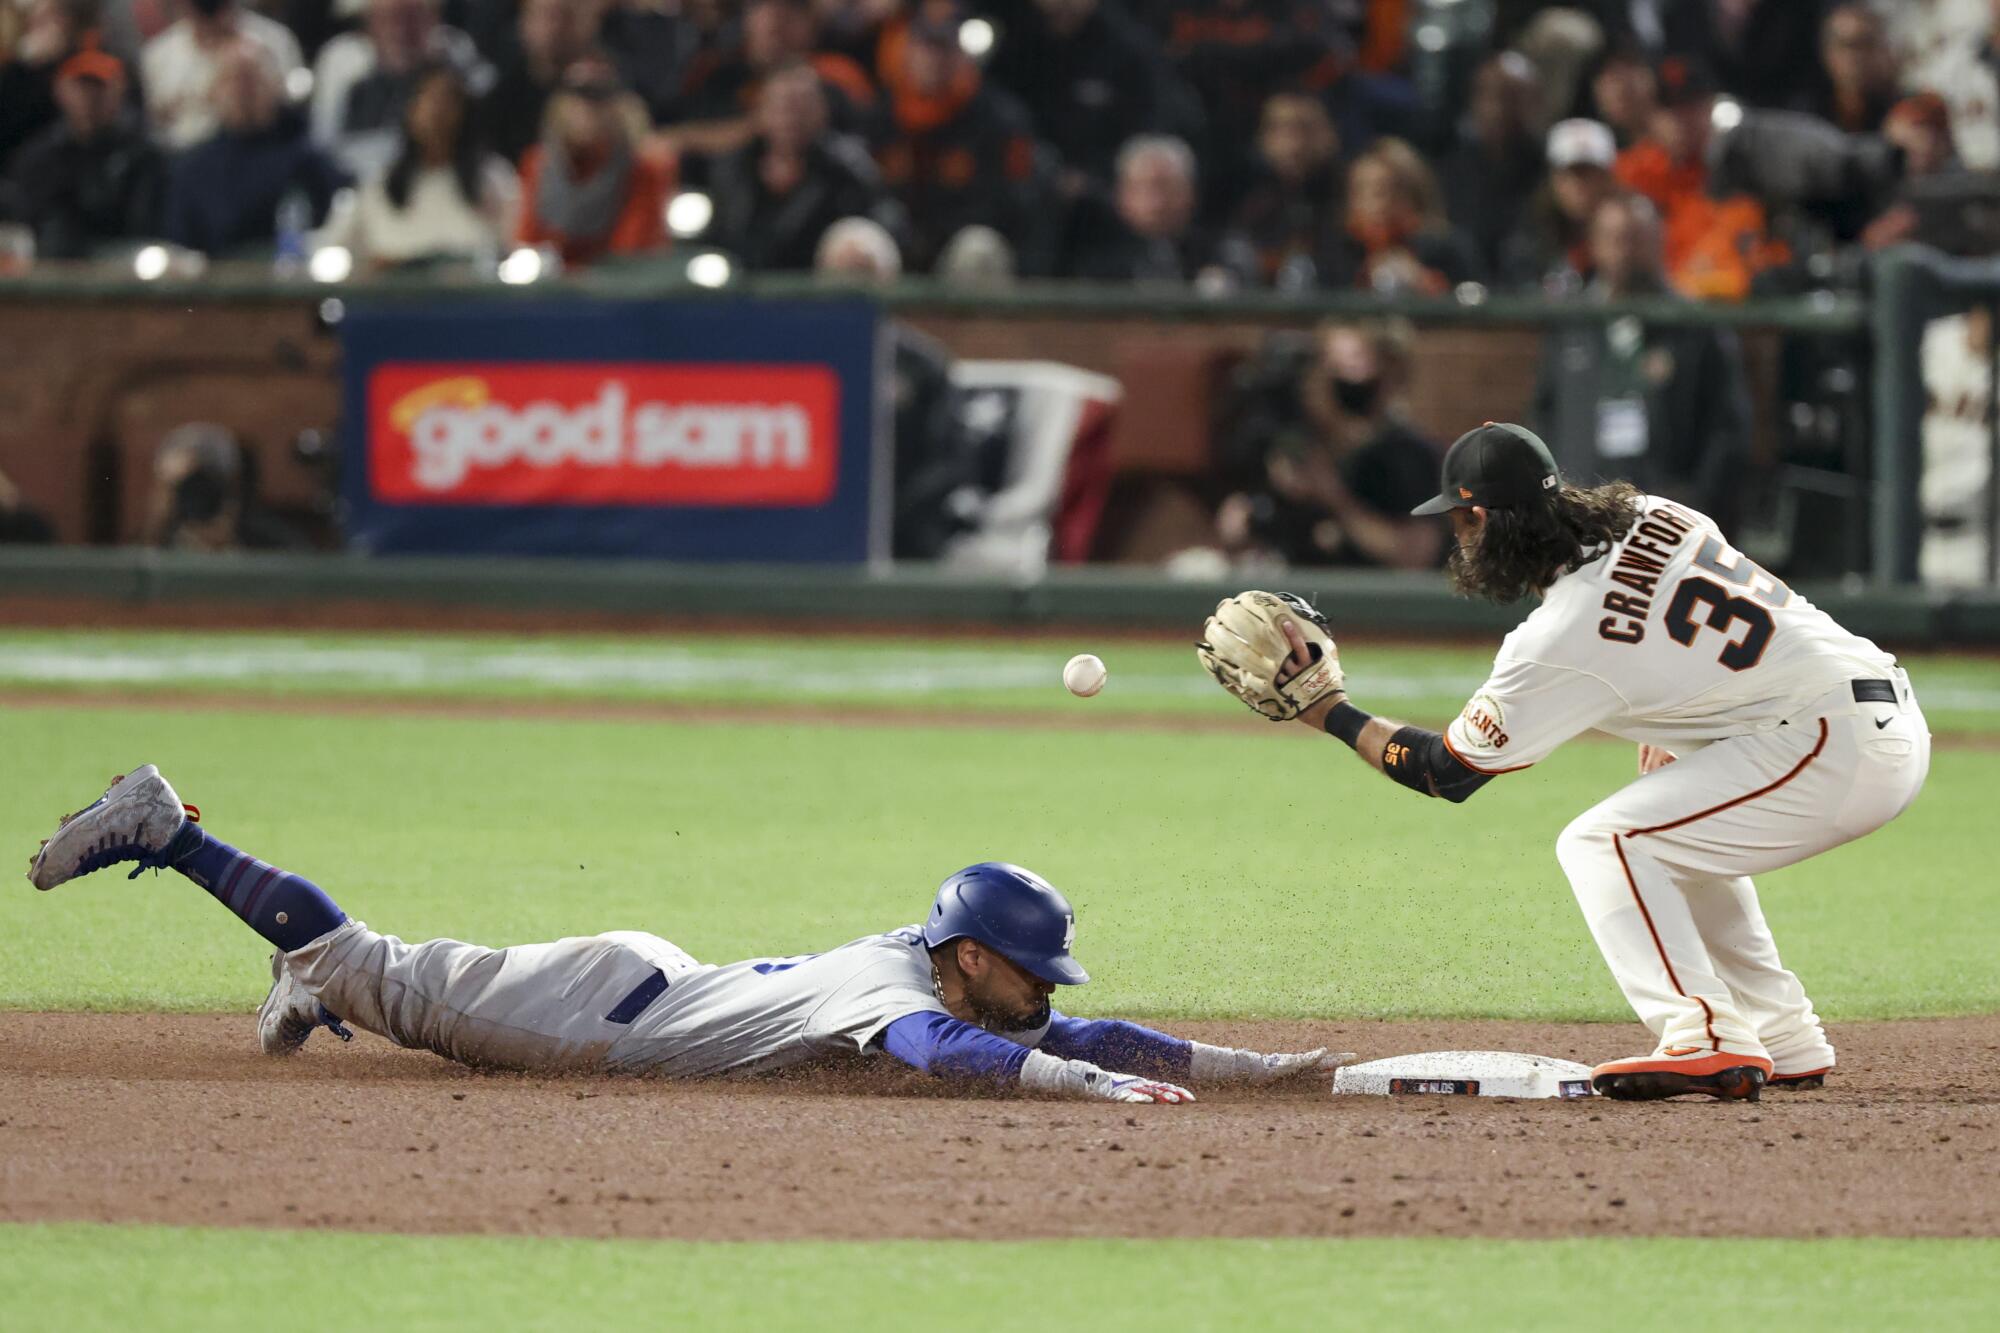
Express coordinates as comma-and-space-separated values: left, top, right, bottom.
1591, 1048, 1773, 1102
1765, 1068, 1830, 1091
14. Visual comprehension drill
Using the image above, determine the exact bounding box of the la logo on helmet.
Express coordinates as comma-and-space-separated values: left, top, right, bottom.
1062, 915, 1075, 950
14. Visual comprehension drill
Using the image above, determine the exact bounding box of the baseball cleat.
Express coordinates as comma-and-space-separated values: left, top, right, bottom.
27, 766, 199, 891
1591, 1049, 1772, 1102
257, 950, 353, 1056
1766, 1068, 1830, 1091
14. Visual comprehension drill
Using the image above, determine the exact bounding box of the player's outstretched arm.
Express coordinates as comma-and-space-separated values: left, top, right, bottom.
1197, 592, 1496, 803
1039, 1012, 1353, 1086
877, 1011, 1195, 1104
1279, 622, 1497, 803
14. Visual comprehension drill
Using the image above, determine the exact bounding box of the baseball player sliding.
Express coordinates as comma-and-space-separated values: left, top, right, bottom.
27, 773, 1345, 1103
1200, 422, 1931, 1102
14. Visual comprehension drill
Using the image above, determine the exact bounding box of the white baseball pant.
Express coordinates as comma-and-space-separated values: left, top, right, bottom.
1554, 670, 1930, 1071
286, 920, 700, 1070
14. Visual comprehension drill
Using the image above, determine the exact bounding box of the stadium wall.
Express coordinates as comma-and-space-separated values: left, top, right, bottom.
0, 274, 1858, 547
4, 546, 1998, 645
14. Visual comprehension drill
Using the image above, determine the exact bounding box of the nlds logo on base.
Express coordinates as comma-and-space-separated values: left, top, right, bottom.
368, 363, 841, 507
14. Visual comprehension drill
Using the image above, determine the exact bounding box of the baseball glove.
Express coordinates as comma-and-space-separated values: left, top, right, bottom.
1196, 590, 1344, 721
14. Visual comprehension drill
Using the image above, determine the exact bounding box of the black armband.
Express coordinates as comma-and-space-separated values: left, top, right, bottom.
1380, 725, 1494, 804
1322, 699, 1372, 746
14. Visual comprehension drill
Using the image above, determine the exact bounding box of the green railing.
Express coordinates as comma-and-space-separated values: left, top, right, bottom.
2, 544, 1996, 641
0, 259, 1870, 332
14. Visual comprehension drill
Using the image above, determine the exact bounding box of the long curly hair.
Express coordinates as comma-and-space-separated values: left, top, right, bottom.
1448, 481, 1646, 604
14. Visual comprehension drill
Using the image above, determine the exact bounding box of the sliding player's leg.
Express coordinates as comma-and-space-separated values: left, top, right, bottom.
30, 767, 681, 1071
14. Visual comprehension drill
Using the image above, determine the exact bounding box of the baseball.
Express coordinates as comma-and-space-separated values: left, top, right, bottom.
1063, 653, 1107, 697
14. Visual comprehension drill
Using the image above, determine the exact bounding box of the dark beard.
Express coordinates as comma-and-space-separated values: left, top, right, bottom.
974, 995, 1052, 1035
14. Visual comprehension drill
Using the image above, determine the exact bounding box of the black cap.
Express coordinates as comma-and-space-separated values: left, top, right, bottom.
1655, 55, 1718, 108
1411, 422, 1561, 515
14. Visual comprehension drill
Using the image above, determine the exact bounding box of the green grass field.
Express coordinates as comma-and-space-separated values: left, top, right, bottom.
3, 628, 1995, 1326
1, 1226, 1993, 1332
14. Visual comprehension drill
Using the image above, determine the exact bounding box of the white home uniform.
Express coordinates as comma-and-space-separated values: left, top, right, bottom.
285, 921, 1029, 1075
1441, 496, 1931, 1073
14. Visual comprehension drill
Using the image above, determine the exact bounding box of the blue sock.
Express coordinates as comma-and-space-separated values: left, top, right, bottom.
165, 826, 347, 953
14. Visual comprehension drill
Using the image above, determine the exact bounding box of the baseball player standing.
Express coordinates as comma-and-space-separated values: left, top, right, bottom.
1199, 422, 1931, 1102
27, 771, 1345, 1102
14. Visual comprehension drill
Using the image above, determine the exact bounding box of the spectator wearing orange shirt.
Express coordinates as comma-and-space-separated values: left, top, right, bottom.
1612, 58, 1785, 301
870, 0, 1042, 273
1325, 136, 1478, 296
515, 57, 672, 268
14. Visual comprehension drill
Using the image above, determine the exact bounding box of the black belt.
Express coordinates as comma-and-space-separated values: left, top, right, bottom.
1852, 679, 1897, 704
604, 968, 669, 1025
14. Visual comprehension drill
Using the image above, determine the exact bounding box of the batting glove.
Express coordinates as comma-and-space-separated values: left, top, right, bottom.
1190, 1044, 1356, 1084
1020, 1050, 1197, 1104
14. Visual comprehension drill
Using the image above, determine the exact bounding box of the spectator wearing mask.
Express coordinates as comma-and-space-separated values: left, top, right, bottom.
1, 0, 96, 170
142, 0, 305, 150
310, 0, 493, 179
313, 61, 517, 270
671, 0, 876, 156
1326, 136, 1478, 296
1587, 41, 1657, 149
706, 62, 892, 271
1221, 92, 1341, 290
1498, 116, 1619, 293
161, 41, 348, 254
515, 56, 672, 268
815, 216, 986, 560
1532, 192, 1751, 531
479, 0, 602, 164
871, 0, 1042, 273
1795, 3, 1897, 133
1614, 57, 1786, 300
1440, 51, 1545, 281
983, 0, 1195, 189
1213, 317, 1444, 571
1062, 133, 1216, 283
8, 42, 163, 258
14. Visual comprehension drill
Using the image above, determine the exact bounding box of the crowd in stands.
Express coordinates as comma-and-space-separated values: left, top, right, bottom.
1, 0, 1995, 283
1, 0, 1996, 581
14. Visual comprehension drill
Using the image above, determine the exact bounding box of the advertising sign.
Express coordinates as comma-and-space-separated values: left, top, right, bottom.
341, 298, 882, 561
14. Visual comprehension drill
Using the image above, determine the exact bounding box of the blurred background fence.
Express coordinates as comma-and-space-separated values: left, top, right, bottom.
3, 254, 1997, 641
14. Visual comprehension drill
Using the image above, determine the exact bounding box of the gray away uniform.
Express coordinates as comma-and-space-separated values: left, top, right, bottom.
286, 920, 1046, 1075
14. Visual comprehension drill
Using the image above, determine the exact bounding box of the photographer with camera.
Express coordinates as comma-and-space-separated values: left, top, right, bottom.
1211, 318, 1444, 571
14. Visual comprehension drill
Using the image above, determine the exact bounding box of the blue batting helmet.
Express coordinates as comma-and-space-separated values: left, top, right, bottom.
920, 862, 1088, 985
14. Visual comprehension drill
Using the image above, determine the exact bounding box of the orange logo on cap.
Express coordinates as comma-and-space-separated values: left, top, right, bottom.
1458, 486, 1474, 499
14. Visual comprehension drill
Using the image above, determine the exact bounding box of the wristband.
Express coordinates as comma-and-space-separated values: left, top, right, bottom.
1189, 1041, 1268, 1082
1322, 698, 1372, 747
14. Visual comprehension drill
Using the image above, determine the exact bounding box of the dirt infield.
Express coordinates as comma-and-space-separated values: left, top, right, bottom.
3, 1013, 1994, 1241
